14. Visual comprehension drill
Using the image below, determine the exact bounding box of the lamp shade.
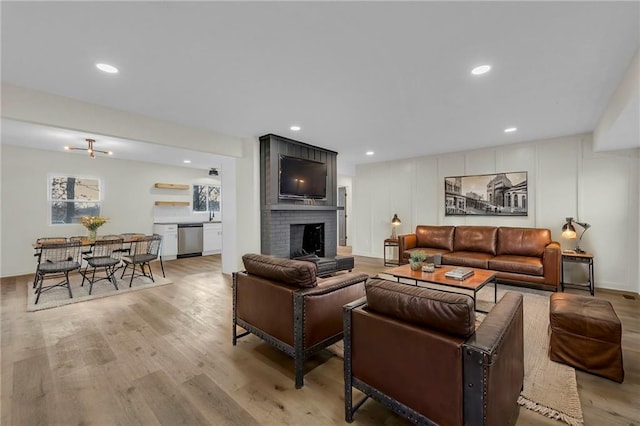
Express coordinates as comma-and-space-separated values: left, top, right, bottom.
562, 218, 577, 239
391, 214, 401, 226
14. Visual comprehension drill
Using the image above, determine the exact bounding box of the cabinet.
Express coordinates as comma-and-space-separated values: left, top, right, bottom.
203, 222, 222, 255
154, 224, 178, 260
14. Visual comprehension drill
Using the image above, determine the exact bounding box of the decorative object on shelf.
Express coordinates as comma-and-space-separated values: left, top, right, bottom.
390, 214, 402, 239
561, 217, 591, 253
445, 171, 528, 216
65, 138, 113, 158
408, 251, 427, 271
81, 216, 108, 242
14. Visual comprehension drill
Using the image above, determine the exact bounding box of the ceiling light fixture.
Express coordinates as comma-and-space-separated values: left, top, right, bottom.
290, 125, 301, 131
504, 127, 518, 133
183, 160, 192, 164
366, 151, 375, 156
96, 63, 119, 74
65, 138, 112, 158
471, 64, 491, 75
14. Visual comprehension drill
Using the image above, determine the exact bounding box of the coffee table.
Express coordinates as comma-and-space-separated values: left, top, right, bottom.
384, 264, 498, 312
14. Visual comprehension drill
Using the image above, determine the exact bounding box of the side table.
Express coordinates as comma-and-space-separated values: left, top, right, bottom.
561, 252, 594, 296
384, 238, 399, 266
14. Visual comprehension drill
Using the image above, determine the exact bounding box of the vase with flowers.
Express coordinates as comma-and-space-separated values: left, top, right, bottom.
81, 216, 108, 242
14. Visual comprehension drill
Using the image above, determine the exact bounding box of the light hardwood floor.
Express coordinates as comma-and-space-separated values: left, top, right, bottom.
1, 254, 638, 425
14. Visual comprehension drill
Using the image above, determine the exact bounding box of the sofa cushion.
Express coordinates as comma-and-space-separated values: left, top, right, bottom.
415, 225, 455, 251
497, 227, 551, 258
453, 226, 497, 255
242, 254, 317, 288
364, 278, 475, 338
443, 251, 494, 269
488, 255, 544, 276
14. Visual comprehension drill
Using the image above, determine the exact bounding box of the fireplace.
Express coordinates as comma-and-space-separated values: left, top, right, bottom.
261, 209, 337, 259
290, 223, 325, 258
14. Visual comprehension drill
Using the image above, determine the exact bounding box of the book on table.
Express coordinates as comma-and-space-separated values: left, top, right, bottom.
445, 267, 474, 280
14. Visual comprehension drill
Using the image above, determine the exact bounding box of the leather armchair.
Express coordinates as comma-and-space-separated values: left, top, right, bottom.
233, 253, 369, 388
344, 279, 524, 425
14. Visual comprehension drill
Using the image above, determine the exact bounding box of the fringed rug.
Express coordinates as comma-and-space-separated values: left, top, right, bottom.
329, 282, 583, 425
27, 271, 173, 312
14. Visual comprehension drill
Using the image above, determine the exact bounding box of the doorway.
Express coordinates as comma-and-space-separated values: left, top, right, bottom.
338, 186, 347, 246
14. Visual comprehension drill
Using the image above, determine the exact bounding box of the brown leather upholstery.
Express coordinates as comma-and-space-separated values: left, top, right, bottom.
242, 253, 317, 287
233, 253, 369, 388
365, 279, 475, 338
415, 225, 455, 251
453, 226, 498, 255
549, 293, 624, 383
345, 280, 524, 425
397, 225, 560, 290
497, 227, 551, 257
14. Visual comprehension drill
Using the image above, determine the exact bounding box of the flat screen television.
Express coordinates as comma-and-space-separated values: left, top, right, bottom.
279, 155, 327, 199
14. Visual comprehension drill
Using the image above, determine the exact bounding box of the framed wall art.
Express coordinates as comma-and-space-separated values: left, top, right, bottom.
445, 171, 528, 216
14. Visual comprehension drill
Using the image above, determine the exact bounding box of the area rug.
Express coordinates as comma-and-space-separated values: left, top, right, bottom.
27, 272, 173, 312
329, 282, 583, 426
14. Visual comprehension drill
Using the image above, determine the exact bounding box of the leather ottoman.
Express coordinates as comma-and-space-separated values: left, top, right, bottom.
549, 292, 624, 382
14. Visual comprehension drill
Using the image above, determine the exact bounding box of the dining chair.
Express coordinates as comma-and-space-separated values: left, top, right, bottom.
34, 241, 82, 304
120, 234, 162, 287
33, 237, 68, 288
81, 238, 124, 294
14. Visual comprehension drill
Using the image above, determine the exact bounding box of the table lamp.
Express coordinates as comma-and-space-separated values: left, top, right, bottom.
390, 214, 401, 239
561, 217, 591, 253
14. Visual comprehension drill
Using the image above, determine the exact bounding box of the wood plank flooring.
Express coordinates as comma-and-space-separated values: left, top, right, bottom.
1, 254, 638, 425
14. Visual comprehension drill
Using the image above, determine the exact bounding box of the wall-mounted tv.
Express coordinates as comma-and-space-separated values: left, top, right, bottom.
279, 155, 327, 200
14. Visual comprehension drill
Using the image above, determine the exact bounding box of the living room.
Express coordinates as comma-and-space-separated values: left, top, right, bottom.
1, 2, 639, 425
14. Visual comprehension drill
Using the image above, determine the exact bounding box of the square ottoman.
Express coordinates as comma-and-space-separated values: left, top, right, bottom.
549, 292, 624, 382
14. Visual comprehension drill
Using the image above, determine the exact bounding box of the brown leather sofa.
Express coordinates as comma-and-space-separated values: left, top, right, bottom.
398, 225, 561, 291
344, 279, 524, 425
232, 253, 369, 388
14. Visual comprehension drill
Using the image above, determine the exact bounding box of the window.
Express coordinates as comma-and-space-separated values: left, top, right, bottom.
193, 184, 220, 214
49, 176, 101, 225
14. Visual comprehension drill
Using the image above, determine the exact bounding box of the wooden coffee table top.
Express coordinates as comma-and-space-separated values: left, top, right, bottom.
384, 264, 497, 291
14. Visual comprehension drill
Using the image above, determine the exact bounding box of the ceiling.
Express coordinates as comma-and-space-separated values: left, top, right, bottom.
1, 2, 639, 169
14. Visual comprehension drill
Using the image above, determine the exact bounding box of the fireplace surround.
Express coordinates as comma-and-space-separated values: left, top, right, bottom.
260, 134, 339, 259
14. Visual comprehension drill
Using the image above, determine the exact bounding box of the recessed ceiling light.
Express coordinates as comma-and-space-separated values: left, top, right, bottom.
504, 127, 517, 133
183, 160, 191, 164
290, 125, 301, 131
471, 64, 491, 75
366, 151, 375, 156
96, 63, 119, 74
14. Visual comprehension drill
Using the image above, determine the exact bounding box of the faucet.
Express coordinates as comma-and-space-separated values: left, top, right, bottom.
209, 210, 215, 221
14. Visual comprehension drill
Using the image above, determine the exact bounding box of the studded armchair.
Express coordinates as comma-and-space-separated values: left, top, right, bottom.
232, 253, 369, 388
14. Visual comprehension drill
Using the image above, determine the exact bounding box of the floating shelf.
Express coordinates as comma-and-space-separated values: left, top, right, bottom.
155, 201, 190, 206
155, 183, 189, 190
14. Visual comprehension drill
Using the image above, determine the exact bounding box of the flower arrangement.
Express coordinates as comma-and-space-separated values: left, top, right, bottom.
81, 216, 108, 231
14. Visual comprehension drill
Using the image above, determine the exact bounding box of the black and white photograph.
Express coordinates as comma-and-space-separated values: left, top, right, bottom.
445, 172, 528, 216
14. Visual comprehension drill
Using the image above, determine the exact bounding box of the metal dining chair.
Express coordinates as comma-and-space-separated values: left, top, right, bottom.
34, 241, 82, 304
33, 237, 68, 288
120, 234, 162, 287
81, 238, 124, 294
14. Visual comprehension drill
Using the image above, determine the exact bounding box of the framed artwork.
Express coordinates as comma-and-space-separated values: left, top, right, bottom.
445, 171, 528, 216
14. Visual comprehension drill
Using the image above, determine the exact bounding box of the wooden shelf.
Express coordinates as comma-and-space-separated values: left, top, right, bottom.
155, 183, 189, 190
155, 201, 190, 206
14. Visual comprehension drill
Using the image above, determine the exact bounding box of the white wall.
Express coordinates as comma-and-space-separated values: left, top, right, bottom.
0, 144, 239, 277
353, 133, 640, 293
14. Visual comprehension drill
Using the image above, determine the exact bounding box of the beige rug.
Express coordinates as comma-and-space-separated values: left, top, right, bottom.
331, 282, 583, 426
27, 271, 173, 312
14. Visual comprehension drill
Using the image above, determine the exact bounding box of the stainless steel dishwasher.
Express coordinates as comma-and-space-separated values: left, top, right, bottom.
177, 223, 203, 258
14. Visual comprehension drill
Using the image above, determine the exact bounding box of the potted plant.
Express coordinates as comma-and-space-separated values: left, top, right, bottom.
408, 251, 427, 271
